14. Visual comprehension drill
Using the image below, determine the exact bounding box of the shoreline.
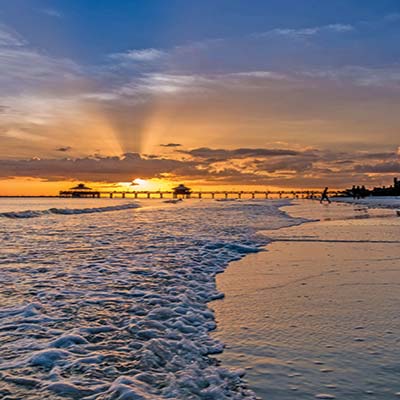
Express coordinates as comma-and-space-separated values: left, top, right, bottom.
211, 200, 400, 399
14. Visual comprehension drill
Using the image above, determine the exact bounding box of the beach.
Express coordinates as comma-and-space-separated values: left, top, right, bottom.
1, 197, 399, 399
212, 200, 400, 399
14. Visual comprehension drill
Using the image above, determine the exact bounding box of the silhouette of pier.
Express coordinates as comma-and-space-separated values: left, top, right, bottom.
60, 189, 337, 199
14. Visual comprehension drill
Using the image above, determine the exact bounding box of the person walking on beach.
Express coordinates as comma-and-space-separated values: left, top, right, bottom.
320, 187, 331, 204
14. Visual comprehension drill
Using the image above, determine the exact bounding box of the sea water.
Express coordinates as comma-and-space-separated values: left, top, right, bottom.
0, 198, 306, 399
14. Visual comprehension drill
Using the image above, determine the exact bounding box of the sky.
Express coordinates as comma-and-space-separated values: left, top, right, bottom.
0, 0, 399, 194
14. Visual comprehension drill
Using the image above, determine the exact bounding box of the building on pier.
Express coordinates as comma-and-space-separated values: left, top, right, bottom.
59, 183, 100, 198
172, 184, 192, 198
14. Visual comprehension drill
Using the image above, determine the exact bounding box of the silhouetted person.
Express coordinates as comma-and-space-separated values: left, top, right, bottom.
355, 185, 361, 199
320, 187, 331, 204
351, 185, 357, 199
360, 185, 367, 199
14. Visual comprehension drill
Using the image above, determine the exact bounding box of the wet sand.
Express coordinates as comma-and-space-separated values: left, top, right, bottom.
211, 201, 400, 399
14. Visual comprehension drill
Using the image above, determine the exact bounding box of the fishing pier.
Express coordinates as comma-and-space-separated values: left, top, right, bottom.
60, 184, 337, 199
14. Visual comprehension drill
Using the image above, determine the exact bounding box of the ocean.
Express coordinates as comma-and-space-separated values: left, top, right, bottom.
0, 198, 306, 399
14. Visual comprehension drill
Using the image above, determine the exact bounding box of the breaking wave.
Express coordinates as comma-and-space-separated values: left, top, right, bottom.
0, 200, 307, 399
0, 203, 141, 219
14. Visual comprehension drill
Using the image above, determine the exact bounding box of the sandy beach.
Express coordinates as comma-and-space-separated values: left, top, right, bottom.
211, 200, 400, 399
1, 198, 399, 399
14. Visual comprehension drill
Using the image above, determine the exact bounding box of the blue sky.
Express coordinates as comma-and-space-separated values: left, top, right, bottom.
0, 1, 399, 191
2, 0, 400, 64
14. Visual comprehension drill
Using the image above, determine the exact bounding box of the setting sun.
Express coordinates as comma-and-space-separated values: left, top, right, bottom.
132, 178, 148, 187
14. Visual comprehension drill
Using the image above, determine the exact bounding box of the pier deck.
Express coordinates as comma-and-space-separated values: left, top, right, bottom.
59, 190, 340, 199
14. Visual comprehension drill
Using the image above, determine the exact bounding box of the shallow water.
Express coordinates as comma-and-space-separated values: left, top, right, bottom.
211, 201, 400, 399
0, 198, 305, 399
333, 196, 400, 210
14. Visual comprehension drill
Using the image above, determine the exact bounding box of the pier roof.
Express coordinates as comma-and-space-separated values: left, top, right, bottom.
70, 183, 92, 191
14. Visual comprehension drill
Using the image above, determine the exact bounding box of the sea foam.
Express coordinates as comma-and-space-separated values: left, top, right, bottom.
0, 199, 306, 399
0, 202, 140, 218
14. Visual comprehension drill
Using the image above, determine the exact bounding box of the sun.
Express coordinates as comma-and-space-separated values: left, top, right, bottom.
131, 178, 159, 191
117, 178, 173, 192
132, 178, 148, 187
116, 179, 149, 190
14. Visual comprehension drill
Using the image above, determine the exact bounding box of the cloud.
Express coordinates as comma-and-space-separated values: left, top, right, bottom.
0, 153, 194, 182
0, 146, 398, 188
253, 157, 314, 173
113, 69, 296, 99
301, 66, 400, 88
229, 71, 287, 80
357, 151, 398, 160
0, 23, 82, 97
160, 143, 182, 147
270, 28, 319, 37
179, 147, 300, 161
55, 146, 72, 152
111, 48, 166, 62
117, 73, 212, 96
354, 162, 400, 173
0, 24, 25, 46
41, 9, 63, 18
255, 23, 354, 39
326, 24, 355, 32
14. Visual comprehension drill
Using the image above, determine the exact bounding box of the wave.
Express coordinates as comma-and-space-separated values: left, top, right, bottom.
0, 199, 306, 399
0, 203, 141, 219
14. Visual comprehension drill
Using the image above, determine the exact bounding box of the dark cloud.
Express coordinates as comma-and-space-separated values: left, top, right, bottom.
353, 162, 400, 173
0, 153, 195, 182
0, 147, 398, 188
179, 147, 299, 161
357, 152, 398, 160
160, 143, 182, 147
333, 160, 354, 165
55, 146, 72, 152
253, 158, 314, 173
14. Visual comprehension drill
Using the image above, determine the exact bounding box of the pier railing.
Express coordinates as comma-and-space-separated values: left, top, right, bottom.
59, 190, 341, 199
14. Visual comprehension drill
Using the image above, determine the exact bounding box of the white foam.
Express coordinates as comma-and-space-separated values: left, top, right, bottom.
0, 202, 141, 218
0, 199, 304, 399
